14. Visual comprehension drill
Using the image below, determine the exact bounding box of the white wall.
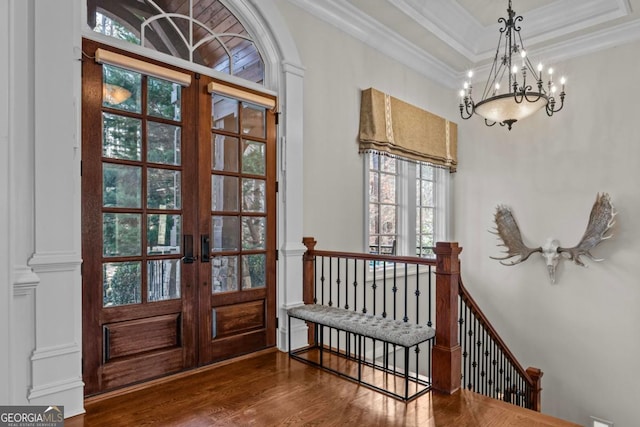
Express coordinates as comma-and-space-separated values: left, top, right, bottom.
454, 42, 640, 426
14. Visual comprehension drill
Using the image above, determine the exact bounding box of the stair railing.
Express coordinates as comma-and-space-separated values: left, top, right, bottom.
300, 237, 542, 411
458, 276, 543, 411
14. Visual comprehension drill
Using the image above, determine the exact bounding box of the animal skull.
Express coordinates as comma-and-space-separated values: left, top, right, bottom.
540, 238, 560, 284
490, 193, 616, 284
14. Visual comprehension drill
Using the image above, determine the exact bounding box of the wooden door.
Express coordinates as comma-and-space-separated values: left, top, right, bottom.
196, 76, 277, 364
81, 39, 277, 395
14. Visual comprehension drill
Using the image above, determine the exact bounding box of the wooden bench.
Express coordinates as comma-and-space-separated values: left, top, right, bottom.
287, 304, 436, 401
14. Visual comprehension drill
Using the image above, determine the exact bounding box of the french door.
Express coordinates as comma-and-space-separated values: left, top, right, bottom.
81, 39, 277, 395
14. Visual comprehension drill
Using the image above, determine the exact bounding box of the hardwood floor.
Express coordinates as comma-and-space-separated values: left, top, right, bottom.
67, 349, 579, 426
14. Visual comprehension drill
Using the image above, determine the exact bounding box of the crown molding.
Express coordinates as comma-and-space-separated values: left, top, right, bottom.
285, 0, 459, 88
391, 0, 632, 62
286, 0, 640, 89
456, 17, 640, 82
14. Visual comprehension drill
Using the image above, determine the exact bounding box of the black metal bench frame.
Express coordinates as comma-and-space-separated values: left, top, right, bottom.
287, 305, 435, 401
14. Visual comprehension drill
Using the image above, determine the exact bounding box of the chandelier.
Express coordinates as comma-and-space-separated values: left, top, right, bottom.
458, 0, 566, 130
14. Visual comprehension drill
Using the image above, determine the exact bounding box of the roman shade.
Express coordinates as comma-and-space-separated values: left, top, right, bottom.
358, 88, 457, 172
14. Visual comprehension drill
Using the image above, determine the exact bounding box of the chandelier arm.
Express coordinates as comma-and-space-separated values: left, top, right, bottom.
513, 90, 525, 104
484, 119, 497, 127
459, 101, 474, 120
522, 88, 544, 103
546, 93, 565, 115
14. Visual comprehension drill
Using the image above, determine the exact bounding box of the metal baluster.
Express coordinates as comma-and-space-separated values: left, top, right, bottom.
415, 263, 420, 324
382, 261, 387, 318
320, 256, 325, 305
362, 258, 367, 314
313, 256, 318, 304
403, 263, 408, 322
345, 258, 350, 310
467, 305, 472, 390
474, 316, 479, 392
459, 298, 466, 389
335, 257, 340, 308
428, 265, 433, 327
413, 266, 421, 395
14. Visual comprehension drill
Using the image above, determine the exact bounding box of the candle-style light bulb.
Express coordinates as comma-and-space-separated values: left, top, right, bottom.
494, 83, 500, 94
463, 82, 469, 90
459, 89, 465, 100
560, 77, 566, 85
537, 63, 543, 72
467, 70, 473, 79
512, 65, 518, 74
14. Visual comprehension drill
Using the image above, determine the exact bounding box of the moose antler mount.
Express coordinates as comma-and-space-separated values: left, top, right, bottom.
490, 193, 616, 284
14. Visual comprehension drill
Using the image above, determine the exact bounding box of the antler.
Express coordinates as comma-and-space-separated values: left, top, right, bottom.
558, 193, 616, 266
490, 205, 542, 265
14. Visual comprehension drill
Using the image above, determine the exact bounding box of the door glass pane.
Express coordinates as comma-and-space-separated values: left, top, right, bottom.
212, 216, 239, 251
242, 254, 265, 289
242, 178, 265, 213
102, 113, 141, 160
147, 168, 181, 209
242, 217, 265, 249
212, 256, 238, 293
147, 77, 181, 121
103, 164, 141, 208
241, 103, 265, 139
212, 94, 238, 133
211, 175, 238, 212
147, 122, 181, 165
102, 64, 141, 113
148, 259, 181, 302
147, 214, 181, 255
212, 135, 239, 172
241, 141, 265, 175
103, 261, 141, 307
103, 213, 141, 257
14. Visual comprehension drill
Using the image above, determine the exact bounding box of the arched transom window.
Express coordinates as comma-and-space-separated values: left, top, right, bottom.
88, 0, 265, 84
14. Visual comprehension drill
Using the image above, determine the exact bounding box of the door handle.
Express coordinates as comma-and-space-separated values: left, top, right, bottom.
201, 234, 210, 263
182, 235, 197, 263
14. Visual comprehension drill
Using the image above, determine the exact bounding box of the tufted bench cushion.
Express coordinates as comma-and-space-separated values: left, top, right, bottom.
287, 304, 435, 348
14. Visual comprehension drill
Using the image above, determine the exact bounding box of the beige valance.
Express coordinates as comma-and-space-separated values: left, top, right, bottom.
358, 88, 457, 172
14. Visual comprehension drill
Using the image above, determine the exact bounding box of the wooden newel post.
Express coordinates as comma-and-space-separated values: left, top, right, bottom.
302, 237, 316, 305
432, 242, 463, 394
526, 367, 543, 412
302, 237, 317, 344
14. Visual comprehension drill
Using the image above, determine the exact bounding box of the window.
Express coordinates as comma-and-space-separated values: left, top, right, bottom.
366, 153, 450, 258
88, 0, 265, 84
